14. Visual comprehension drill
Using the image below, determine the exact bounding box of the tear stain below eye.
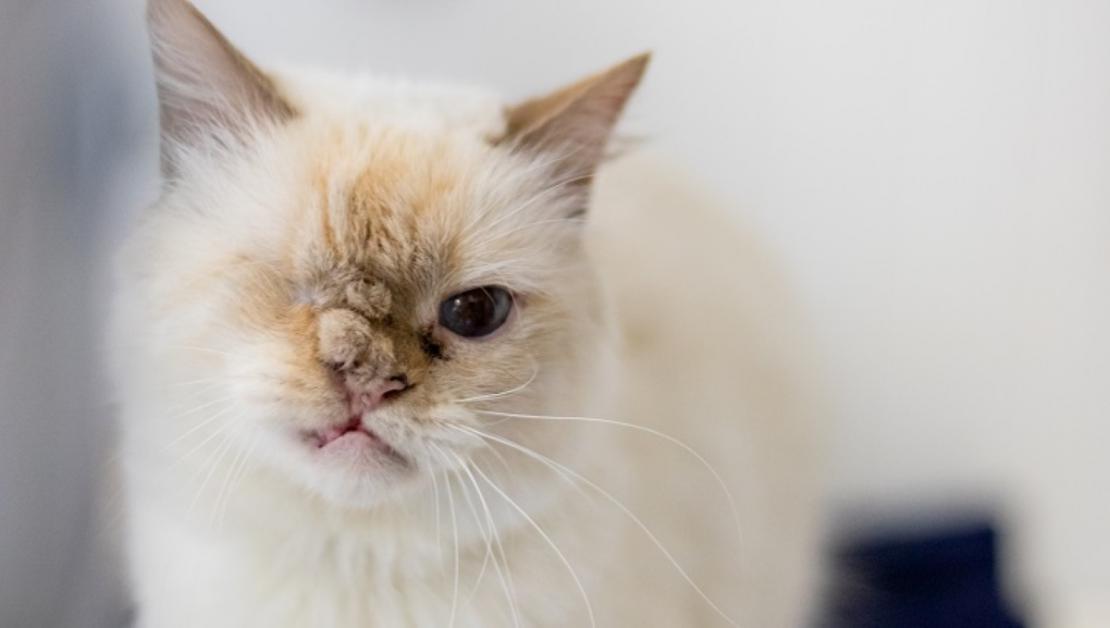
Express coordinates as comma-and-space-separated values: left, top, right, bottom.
419, 330, 446, 360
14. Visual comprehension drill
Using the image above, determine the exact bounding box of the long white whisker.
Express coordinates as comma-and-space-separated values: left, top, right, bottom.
475, 409, 745, 556
187, 433, 236, 517
214, 428, 257, 530
476, 438, 517, 478
211, 439, 247, 529
460, 425, 740, 628
166, 401, 238, 448
178, 414, 239, 462
453, 361, 539, 405
225, 430, 259, 499
446, 463, 493, 602
164, 394, 236, 426
449, 425, 587, 501
470, 461, 597, 628
430, 445, 461, 628
449, 464, 493, 594
428, 452, 444, 563
448, 451, 521, 628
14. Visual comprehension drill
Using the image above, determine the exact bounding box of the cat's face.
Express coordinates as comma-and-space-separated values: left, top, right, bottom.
154, 123, 596, 507
131, 0, 645, 508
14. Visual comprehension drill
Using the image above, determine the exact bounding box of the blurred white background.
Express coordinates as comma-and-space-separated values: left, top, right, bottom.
2, 0, 1108, 626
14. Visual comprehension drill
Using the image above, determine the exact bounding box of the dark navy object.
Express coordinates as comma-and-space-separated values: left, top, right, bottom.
827, 522, 1025, 628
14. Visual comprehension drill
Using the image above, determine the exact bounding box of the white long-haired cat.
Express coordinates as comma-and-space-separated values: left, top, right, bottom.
111, 1, 821, 626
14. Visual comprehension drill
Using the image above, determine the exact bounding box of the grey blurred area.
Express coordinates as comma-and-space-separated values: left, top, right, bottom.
0, 1, 152, 626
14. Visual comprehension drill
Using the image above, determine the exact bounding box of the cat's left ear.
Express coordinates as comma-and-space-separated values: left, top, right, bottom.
147, 0, 297, 176
499, 54, 650, 212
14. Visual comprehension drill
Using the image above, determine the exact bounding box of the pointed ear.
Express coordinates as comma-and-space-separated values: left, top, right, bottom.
500, 53, 650, 205
147, 0, 297, 175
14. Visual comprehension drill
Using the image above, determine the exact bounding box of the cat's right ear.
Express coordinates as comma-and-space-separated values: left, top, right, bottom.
147, 0, 296, 176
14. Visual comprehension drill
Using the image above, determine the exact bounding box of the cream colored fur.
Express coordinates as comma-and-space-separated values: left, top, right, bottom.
111, 2, 821, 627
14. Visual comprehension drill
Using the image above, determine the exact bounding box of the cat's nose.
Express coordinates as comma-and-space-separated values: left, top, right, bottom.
350, 374, 410, 413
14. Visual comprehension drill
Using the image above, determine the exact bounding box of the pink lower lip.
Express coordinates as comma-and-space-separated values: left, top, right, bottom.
320, 430, 380, 453
310, 417, 405, 464
315, 417, 379, 448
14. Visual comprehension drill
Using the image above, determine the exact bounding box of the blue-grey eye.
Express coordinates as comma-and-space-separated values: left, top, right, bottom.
438, 287, 513, 338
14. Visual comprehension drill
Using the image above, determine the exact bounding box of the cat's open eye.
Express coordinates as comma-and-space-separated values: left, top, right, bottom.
438, 286, 513, 339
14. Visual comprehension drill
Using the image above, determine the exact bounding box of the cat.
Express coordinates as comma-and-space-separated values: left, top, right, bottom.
110, 1, 822, 626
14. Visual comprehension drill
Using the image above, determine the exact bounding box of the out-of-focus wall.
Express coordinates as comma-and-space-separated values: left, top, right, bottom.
1, 1, 1107, 626
0, 1, 151, 626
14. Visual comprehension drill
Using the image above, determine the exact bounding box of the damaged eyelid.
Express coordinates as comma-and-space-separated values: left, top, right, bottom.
345, 279, 391, 319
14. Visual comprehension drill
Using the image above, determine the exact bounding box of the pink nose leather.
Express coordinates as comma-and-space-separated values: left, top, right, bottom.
350, 377, 409, 414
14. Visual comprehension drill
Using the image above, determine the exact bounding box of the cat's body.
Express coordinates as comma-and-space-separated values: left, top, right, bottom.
112, 2, 819, 627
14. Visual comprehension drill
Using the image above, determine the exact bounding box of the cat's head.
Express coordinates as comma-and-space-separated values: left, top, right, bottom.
128, 0, 646, 507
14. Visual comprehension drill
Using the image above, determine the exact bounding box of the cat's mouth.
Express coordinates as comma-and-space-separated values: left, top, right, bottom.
306, 416, 406, 465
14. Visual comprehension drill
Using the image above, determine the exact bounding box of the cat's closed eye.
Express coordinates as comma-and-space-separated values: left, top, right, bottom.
437, 286, 513, 338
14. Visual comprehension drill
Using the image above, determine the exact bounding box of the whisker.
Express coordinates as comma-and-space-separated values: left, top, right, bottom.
430, 445, 461, 628
482, 443, 516, 477
225, 430, 259, 499
164, 394, 237, 425
213, 427, 257, 530
427, 449, 444, 563
450, 425, 587, 501
474, 409, 746, 556
460, 425, 740, 628
445, 462, 494, 602
444, 450, 521, 625
211, 442, 246, 530
178, 414, 239, 462
453, 360, 539, 405
166, 401, 238, 448
469, 461, 597, 628
450, 451, 521, 628
187, 433, 236, 518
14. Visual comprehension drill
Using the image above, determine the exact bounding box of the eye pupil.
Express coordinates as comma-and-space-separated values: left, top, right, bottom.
438, 286, 512, 338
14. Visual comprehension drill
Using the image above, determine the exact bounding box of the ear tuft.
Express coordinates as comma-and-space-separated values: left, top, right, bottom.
500, 53, 651, 201
147, 0, 297, 175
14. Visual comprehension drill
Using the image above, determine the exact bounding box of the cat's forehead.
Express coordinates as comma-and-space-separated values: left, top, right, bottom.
287, 72, 524, 230
280, 118, 556, 298
230, 72, 579, 296
299, 139, 464, 285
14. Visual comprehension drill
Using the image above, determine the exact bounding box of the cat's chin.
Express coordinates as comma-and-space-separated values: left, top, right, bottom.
288, 450, 417, 510
247, 416, 420, 510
